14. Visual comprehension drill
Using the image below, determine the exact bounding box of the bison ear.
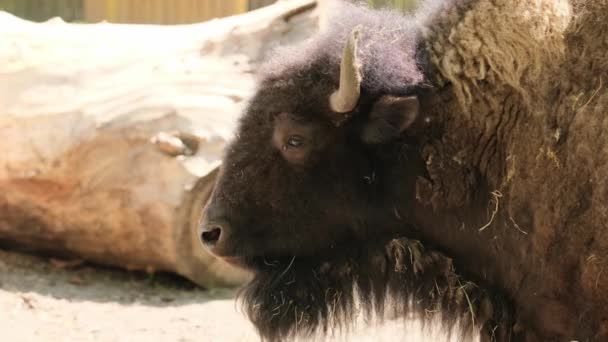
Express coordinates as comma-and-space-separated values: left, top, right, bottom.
361, 95, 419, 144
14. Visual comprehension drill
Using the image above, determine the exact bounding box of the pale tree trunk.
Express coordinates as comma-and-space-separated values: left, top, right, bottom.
0, 0, 319, 288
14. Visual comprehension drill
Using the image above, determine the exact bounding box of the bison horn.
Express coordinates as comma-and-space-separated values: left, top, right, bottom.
329, 26, 362, 114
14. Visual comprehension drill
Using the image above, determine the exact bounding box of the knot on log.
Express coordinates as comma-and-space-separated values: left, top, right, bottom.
151, 131, 200, 157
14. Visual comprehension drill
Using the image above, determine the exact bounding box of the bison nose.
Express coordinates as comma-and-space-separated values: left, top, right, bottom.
199, 215, 232, 255
201, 224, 223, 247
200, 202, 233, 254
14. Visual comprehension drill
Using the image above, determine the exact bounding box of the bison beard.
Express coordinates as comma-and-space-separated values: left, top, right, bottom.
239, 237, 513, 341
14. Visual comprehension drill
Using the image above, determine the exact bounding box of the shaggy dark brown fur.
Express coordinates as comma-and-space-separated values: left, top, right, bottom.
201, 0, 608, 340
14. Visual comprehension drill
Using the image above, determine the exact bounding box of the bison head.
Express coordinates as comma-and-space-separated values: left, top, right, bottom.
201, 20, 430, 260
198, 5, 445, 341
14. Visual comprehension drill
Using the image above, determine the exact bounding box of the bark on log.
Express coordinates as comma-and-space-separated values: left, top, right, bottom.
0, 0, 319, 288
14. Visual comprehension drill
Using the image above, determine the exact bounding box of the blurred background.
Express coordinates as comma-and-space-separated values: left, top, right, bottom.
0, 0, 416, 23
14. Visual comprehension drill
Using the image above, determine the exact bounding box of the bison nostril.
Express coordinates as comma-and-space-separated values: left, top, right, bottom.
200, 214, 230, 252
201, 227, 222, 247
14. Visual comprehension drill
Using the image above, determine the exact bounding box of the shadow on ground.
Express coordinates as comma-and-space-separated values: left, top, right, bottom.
0, 248, 236, 306
0, 248, 261, 341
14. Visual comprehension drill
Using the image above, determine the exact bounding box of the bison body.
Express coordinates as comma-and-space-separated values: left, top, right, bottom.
200, 0, 608, 341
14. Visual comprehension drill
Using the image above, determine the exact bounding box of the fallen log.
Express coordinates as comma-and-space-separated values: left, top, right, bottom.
0, 0, 319, 288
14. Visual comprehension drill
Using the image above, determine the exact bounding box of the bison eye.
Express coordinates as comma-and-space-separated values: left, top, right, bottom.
286, 135, 305, 149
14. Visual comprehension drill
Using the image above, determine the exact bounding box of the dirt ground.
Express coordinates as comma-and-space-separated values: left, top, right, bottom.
0, 248, 468, 342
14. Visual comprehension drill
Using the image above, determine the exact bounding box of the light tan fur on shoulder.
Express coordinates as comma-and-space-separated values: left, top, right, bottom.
418, 0, 572, 112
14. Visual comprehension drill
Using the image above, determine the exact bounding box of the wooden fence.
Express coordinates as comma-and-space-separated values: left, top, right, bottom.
84, 0, 246, 24
0, 0, 416, 24
0, 0, 274, 23
0, 0, 83, 22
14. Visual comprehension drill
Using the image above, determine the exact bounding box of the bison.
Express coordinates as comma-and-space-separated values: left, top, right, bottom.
199, 0, 608, 341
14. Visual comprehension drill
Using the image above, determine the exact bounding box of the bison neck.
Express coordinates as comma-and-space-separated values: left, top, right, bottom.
407, 0, 608, 338
411, 33, 606, 342
409, 87, 582, 339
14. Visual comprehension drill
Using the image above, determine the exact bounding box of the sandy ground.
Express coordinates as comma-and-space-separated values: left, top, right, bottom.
0, 248, 468, 342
